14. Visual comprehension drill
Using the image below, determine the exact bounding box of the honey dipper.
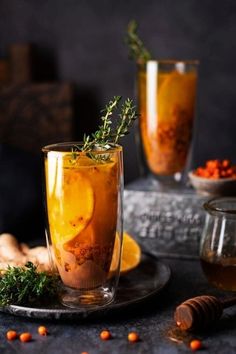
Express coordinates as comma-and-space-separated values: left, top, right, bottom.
174, 295, 236, 331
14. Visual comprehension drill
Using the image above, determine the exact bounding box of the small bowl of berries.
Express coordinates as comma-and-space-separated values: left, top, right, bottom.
189, 159, 236, 196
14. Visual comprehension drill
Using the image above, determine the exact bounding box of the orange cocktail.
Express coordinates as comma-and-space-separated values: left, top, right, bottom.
43, 143, 123, 307
138, 60, 198, 177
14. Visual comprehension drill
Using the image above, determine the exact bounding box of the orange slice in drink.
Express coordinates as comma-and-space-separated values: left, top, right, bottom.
110, 232, 141, 274
158, 71, 196, 121
49, 170, 94, 244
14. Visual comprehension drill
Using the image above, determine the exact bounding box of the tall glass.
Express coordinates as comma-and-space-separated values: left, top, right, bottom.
137, 60, 198, 183
42, 143, 123, 308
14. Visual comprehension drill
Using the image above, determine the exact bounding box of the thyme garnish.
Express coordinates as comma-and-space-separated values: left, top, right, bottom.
0, 262, 59, 306
81, 96, 122, 152
72, 96, 138, 163
114, 98, 137, 144
125, 20, 152, 63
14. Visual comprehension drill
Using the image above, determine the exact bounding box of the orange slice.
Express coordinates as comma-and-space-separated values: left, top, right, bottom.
48, 169, 94, 244
110, 232, 141, 274
158, 71, 197, 121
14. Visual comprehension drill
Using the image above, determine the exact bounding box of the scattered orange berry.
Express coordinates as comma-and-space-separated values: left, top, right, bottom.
100, 330, 112, 340
128, 332, 139, 343
190, 339, 202, 351
19, 332, 32, 343
6, 330, 18, 340
38, 326, 48, 336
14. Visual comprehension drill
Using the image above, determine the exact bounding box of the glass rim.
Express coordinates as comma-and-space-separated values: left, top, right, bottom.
42, 141, 123, 154
204, 197, 236, 215
137, 59, 199, 65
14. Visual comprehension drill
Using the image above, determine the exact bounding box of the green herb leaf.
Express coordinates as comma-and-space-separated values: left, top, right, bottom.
82, 96, 122, 152
0, 262, 59, 307
125, 20, 152, 63
71, 96, 138, 162
114, 98, 138, 144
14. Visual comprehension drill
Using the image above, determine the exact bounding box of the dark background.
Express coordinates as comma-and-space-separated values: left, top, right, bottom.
0, 0, 236, 239
0, 0, 236, 182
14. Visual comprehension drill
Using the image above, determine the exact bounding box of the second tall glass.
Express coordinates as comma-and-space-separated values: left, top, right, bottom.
137, 60, 198, 183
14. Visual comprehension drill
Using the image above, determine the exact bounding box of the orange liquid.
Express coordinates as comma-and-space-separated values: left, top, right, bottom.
201, 257, 236, 291
45, 154, 119, 289
138, 69, 197, 175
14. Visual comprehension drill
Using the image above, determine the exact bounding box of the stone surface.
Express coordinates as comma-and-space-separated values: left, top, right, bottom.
124, 181, 206, 258
0, 258, 235, 353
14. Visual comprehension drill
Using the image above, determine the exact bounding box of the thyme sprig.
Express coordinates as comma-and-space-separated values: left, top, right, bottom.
114, 98, 137, 144
81, 95, 122, 152
72, 96, 138, 162
126, 20, 152, 63
0, 262, 59, 307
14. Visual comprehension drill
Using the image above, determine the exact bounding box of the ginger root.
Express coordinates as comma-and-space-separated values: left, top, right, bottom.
26, 247, 51, 270
0, 234, 52, 273
0, 234, 27, 262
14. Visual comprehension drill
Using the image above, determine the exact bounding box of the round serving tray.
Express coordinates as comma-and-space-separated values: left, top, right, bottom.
0, 253, 171, 320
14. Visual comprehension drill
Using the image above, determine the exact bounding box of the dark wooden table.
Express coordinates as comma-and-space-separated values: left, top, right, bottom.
0, 181, 236, 353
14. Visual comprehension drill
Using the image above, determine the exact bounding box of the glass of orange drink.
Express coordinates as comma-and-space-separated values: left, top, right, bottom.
137, 60, 198, 183
42, 142, 123, 308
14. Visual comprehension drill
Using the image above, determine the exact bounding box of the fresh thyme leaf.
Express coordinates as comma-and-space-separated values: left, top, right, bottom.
82, 96, 122, 152
126, 20, 152, 63
71, 96, 138, 163
114, 98, 138, 144
86, 151, 111, 164
0, 262, 59, 307
69, 147, 77, 164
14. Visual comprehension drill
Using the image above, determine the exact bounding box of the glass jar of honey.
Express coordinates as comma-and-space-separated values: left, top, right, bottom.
200, 197, 236, 291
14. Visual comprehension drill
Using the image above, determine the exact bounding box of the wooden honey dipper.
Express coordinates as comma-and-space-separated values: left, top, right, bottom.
174, 295, 236, 331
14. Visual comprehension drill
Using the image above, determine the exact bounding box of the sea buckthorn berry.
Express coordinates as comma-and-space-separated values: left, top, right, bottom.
190, 339, 202, 351
128, 331, 139, 342
194, 159, 236, 179
222, 160, 230, 168
206, 160, 218, 170
38, 326, 48, 336
19, 332, 32, 342
226, 168, 233, 176
6, 330, 18, 340
100, 330, 112, 340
